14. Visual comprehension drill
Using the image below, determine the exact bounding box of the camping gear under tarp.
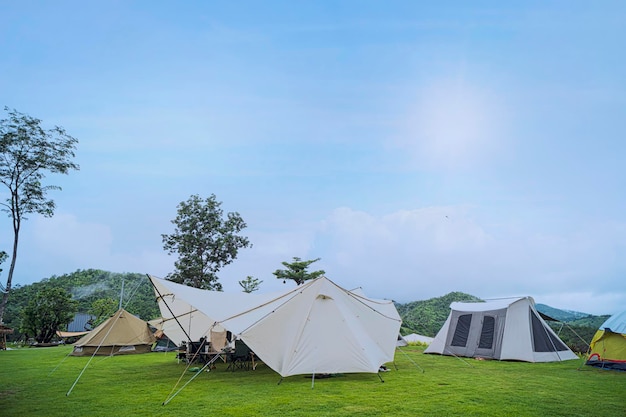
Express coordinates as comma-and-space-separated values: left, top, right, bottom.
148, 274, 402, 377
71, 308, 156, 356
424, 297, 578, 362
586, 310, 626, 371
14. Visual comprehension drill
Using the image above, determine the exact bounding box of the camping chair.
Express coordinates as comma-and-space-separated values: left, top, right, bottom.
186, 338, 208, 364
207, 330, 228, 365
227, 340, 251, 371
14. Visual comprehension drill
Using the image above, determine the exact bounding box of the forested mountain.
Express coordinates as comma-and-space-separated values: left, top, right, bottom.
395, 291, 482, 337
3, 269, 159, 340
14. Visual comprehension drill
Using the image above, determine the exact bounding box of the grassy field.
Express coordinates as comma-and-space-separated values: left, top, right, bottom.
0, 345, 624, 416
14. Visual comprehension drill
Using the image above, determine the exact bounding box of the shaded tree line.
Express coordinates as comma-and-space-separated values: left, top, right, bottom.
3, 269, 159, 342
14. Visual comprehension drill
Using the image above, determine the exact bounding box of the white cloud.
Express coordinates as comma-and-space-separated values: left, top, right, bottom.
31, 213, 114, 261
312, 206, 625, 315
535, 292, 625, 317
20, 213, 173, 279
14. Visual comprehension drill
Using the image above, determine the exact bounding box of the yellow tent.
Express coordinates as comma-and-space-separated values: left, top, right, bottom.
586, 310, 626, 371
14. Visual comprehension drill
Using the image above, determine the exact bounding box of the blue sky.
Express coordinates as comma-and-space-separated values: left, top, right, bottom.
1, 1, 625, 315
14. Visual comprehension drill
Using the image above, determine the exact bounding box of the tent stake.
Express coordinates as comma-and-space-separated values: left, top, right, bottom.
397, 347, 425, 373
277, 377, 283, 385
377, 372, 384, 383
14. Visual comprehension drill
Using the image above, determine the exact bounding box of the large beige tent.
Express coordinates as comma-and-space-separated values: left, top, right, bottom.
71, 308, 156, 356
148, 275, 402, 377
424, 297, 577, 362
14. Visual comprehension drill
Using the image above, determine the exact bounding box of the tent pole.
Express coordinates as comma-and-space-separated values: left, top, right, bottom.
377, 372, 384, 383
163, 360, 212, 406
311, 372, 315, 389
277, 377, 283, 385
162, 347, 226, 406
146, 274, 194, 344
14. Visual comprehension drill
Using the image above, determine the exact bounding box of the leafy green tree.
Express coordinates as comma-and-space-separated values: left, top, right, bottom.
0, 108, 79, 323
273, 257, 325, 285
162, 194, 251, 290
239, 276, 262, 293
88, 297, 118, 328
21, 287, 78, 343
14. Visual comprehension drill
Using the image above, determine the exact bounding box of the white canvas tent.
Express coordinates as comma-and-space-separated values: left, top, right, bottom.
148, 275, 402, 377
424, 297, 577, 362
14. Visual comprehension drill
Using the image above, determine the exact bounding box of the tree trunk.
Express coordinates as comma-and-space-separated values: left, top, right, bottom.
0, 219, 19, 324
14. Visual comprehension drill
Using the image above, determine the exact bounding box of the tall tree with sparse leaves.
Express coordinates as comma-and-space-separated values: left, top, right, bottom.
162, 194, 251, 290
273, 257, 325, 285
0, 108, 79, 323
239, 275, 262, 293
21, 287, 78, 343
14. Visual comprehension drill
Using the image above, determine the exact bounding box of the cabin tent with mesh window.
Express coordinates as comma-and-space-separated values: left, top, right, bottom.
586, 310, 626, 371
148, 274, 402, 377
71, 308, 156, 356
424, 297, 577, 362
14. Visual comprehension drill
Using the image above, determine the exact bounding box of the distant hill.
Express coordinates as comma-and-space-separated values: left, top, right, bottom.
568, 315, 610, 328
535, 303, 590, 322
395, 291, 482, 337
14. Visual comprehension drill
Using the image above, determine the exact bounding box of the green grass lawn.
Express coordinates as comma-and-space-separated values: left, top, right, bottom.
0, 345, 624, 416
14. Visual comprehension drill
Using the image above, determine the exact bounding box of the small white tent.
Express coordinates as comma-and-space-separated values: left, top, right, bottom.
403, 333, 434, 345
424, 297, 577, 362
148, 275, 402, 377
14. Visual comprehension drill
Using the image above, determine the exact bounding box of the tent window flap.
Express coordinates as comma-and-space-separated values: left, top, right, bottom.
451, 314, 472, 347
478, 316, 495, 349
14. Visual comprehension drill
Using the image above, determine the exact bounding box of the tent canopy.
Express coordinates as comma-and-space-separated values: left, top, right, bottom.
598, 310, 626, 334
148, 275, 402, 377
